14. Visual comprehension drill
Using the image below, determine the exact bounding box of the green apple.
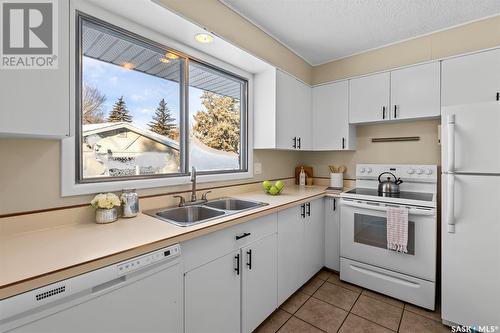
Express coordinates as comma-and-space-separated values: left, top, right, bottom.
268, 186, 280, 195
262, 180, 272, 191
275, 180, 285, 190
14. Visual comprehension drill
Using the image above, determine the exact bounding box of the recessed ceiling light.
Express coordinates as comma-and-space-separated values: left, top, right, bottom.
165, 52, 179, 60
122, 62, 134, 70
195, 33, 214, 44
159, 57, 170, 63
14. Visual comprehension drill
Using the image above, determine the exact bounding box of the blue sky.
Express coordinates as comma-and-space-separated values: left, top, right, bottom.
82, 57, 204, 131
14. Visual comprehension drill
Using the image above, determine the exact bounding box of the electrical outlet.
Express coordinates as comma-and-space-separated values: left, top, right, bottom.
254, 162, 262, 175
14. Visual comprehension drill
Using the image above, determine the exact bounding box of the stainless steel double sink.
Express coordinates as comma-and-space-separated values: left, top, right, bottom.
145, 198, 268, 227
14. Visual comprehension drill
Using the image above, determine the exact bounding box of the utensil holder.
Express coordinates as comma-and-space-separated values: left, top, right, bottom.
330, 173, 343, 189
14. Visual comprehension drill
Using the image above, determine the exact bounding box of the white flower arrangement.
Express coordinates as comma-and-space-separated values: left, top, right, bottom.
90, 193, 121, 210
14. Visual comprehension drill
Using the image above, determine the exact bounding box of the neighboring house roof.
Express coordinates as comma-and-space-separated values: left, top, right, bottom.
82, 122, 240, 171
82, 122, 180, 150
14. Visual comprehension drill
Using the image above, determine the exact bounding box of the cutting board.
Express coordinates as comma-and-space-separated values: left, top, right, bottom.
295, 166, 313, 185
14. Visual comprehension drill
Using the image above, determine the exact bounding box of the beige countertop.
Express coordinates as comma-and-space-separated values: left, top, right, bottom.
0, 186, 331, 299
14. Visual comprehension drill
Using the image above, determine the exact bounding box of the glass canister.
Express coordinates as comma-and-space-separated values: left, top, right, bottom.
121, 189, 139, 217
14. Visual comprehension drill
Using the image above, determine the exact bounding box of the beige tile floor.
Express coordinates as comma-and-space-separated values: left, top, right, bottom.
254, 269, 451, 333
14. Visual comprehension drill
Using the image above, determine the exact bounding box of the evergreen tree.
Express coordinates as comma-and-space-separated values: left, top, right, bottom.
107, 96, 132, 123
148, 98, 177, 138
193, 92, 240, 153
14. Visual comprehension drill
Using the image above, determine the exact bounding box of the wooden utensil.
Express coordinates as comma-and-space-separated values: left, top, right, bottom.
337, 166, 346, 174
329, 165, 336, 173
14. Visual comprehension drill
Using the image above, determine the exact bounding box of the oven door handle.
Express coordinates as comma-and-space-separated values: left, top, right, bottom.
341, 200, 435, 216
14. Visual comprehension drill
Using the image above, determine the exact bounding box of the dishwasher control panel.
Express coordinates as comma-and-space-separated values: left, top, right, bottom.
116, 244, 180, 275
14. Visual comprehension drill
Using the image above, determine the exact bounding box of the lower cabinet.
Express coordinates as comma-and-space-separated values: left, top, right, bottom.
241, 234, 278, 333
278, 198, 324, 304
183, 214, 278, 333
325, 197, 340, 271
184, 250, 241, 333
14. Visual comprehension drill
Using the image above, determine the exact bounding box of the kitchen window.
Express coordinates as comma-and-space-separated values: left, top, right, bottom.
76, 14, 248, 184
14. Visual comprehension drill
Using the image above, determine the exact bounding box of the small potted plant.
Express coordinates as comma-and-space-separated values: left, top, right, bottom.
91, 193, 121, 224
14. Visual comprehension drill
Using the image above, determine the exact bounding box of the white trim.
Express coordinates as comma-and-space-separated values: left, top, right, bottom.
62, 0, 254, 197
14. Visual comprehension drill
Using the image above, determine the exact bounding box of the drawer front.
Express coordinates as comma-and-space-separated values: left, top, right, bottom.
182, 213, 277, 272
340, 258, 435, 310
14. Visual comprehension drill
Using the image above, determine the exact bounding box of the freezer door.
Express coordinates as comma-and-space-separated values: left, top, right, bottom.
441, 102, 500, 173
441, 174, 500, 327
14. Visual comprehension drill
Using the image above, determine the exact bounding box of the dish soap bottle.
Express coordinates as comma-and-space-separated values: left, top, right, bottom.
299, 166, 306, 187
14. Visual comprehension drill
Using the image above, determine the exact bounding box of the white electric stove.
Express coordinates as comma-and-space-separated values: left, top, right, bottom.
339, 164, 438, 310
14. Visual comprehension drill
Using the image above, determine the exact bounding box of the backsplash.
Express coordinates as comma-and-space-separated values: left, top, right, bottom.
299, 119, 441, 180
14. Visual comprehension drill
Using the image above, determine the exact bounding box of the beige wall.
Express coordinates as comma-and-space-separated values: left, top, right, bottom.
1, 7, 500, 215
313, 15, 500, 84
0, 139, 300, 214
158, 0, 312, 84
299, 120, 441, 180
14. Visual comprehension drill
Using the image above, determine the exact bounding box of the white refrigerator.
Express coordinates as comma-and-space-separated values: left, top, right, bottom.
441, 101, 500, 328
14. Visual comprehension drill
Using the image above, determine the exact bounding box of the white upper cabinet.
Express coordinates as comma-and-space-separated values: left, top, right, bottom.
312, 81, 356, 150
349, 62, 441, 124
0, 0, 70, 138
349, 72, 391, 124
442, 49, 500, 107
254, 69, 311, 150
390, 62, 441, 120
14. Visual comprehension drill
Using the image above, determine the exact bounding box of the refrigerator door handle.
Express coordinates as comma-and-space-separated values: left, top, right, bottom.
447, 114, 455, 172
447, 174, 455, 233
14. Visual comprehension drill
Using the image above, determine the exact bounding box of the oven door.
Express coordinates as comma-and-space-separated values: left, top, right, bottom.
340, 199, 436, 281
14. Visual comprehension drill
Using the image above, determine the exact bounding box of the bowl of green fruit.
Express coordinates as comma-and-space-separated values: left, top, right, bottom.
263, 180, 285, 195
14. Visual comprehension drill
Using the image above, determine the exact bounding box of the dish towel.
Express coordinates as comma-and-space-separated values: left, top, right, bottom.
387, 206, 409, 253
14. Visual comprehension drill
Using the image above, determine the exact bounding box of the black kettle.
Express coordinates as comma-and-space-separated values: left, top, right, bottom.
378, 172, 403, 194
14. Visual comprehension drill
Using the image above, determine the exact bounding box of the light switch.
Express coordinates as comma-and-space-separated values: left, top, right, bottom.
254, 162, 262, 175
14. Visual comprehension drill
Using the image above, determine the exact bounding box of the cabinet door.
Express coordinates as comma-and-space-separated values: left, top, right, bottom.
324, 197, 340, 271
304, 199, 325, 280
0, 0, 69, 137
390, 62, 441, 120
349, 72, 390, 124
241, 234, 278, 333
185, 251, 240, 333
276, 70, 311, 150
442, 49, 500, 107
312, 81, 355, 150
295, 82, 312, 150
277, 204, 305, 304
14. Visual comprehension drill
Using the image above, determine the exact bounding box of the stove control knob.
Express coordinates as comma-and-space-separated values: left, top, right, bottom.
416, 168, 423, 175
407, 168, 415, 175
366, 167, 372, 173
426, 169, 433, 175
360, 167, 366, 173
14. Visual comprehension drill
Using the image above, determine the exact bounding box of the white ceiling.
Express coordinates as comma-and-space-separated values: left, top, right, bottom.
222, 0, 500, 65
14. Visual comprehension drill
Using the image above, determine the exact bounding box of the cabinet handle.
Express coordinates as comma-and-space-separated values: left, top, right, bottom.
333, 198, 336, 211
297, 137, 301, 149
382, 106, 386, 119
342, 137, 345, 149
300, 204, 306, 218
246, 249, 252, 270
236, 232, 251, 240
235, 253, 240, 275
306, 202, 311, 216
292, 137, 297, 149
497, 92, 499, 101
394, 105, 397, 118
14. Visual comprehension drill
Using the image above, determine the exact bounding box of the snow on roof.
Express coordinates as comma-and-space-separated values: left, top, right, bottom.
82, 122, 240, 171
82, 122, 180, 150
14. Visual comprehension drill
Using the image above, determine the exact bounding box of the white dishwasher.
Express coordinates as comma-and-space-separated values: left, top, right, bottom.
0, 244, 182, 333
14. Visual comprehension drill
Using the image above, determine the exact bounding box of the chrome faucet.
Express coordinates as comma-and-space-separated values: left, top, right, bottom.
174, 167, 211, 207
190, 166, 197, 202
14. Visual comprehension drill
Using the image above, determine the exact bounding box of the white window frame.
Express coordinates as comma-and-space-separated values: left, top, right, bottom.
61, 1, 253, 196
